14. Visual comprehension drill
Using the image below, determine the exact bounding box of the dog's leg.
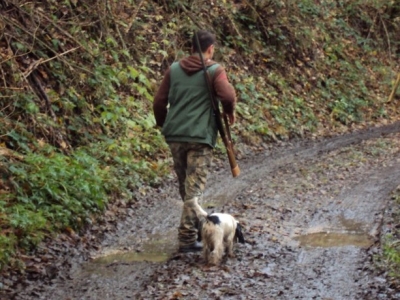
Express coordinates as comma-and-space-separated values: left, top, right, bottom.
203, 245, 210, 263
202, 222, 213, 264
224, 232, 235, 258
226, 239, 234, 258
209, 231, 224, 265
202, 228, 209, 261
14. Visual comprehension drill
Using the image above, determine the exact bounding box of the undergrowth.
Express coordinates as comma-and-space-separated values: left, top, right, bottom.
0, 0, 399, 271
378, 187, 400, 290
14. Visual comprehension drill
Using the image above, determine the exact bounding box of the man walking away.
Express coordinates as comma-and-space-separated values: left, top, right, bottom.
153, 30, 237, 252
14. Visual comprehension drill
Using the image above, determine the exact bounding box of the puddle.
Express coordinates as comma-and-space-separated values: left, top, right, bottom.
80, 231, 177, 277
80, 250, 170, 278
89, 230, 177, 266
296, 216, 374, 248
295, 232, 373, 248
92, 251, 170, 264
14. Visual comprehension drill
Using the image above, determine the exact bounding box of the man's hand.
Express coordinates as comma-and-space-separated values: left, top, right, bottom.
223, 112, 236, 125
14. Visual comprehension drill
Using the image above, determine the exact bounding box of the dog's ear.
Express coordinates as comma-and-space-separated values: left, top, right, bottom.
235, 223, 245, 244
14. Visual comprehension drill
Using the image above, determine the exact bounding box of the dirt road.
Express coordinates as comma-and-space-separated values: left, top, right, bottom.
10, 122, 400, 299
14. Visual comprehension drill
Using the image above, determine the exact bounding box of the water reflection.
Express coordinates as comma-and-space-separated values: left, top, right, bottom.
295, 232, 373, 248
90, 230, 177, 265
93, 251, 169, 264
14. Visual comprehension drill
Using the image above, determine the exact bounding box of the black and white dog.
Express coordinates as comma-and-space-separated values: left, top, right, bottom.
201, 213, 245, 265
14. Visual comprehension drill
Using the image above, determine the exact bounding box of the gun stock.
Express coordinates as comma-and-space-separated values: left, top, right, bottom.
224, 137, 240, 177
223, 114, 240, 177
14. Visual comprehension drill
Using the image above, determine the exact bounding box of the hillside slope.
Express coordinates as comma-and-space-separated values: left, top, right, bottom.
0, 0, 399, 271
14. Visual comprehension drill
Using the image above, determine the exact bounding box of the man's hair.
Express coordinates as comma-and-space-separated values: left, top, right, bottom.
192, 30, 216, 53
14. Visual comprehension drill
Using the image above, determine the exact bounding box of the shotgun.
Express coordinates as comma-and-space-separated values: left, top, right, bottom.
194, 33, 240, 177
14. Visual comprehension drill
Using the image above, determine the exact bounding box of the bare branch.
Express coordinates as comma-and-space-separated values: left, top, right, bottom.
125, 0, 145, 33
36, 11, 95, 57
388, 73, 400, 103
23, 47, 80, 78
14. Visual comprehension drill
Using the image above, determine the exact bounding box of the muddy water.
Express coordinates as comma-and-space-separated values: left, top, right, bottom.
296, 232, 373, 248
12, 122, 400, 300
295, 216, 374, 248
91, 235, 175, 265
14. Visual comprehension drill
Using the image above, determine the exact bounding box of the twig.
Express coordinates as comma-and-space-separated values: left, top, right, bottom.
366, 13, 378, 40
0, 34, 32, 65
0, 147, 24, 160
36, 11, 95, 57
6, 41, 56, 122
42, 46, 80, 64
41, 46, 80, 64
388, 73, 400, 103
243, 0, 270, 43
29, 72, 57, 121
390, 240, 400, 248
2, 27, 91, 75
22, 58, 43, 78
0, 100, 16, 120
1, 15, 73, 67
380, 15, 392, 63
105, 0, 127, 51
0, 61, 7, 88
23, 47, 80, 78
125, 0, 145, 33
177, 4, 203, 30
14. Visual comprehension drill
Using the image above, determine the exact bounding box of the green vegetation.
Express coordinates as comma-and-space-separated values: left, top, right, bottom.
0, 0, 399, 271
379, 188, 400, 290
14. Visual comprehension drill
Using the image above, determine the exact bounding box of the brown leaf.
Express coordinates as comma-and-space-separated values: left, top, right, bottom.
171, 291, 183, 299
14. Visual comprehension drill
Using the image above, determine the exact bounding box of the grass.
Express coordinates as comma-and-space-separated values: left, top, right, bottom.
379, 187, 400, 289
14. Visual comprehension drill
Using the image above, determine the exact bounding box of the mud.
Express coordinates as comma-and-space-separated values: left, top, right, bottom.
6, 121, 400, 299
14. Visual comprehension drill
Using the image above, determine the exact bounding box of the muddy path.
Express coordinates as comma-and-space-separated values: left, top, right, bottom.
11, 122, 400, 299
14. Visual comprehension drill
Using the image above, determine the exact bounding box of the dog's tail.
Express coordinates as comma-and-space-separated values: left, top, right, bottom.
206, 214, 221, 225
235, 223, 245, 244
